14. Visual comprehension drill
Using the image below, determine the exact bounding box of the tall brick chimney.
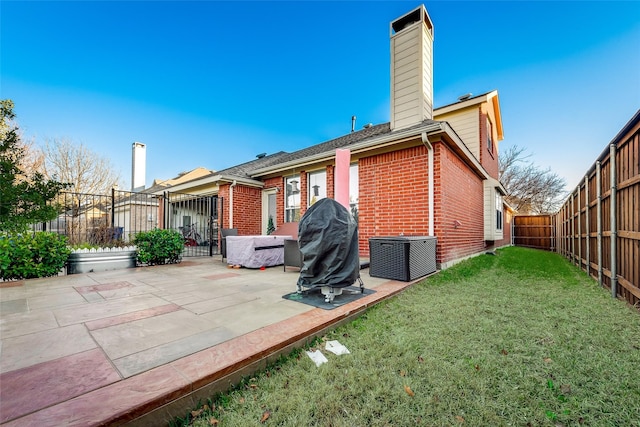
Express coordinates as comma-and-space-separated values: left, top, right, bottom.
390, 5, 434, 131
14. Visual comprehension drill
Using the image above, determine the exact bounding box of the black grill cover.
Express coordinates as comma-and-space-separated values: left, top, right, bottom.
297, 198, 359, 289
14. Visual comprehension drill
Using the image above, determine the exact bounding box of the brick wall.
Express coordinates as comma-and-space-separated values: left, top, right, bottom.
326, 165, 335, 199
479, 107, 499, 180
217, 183, 262, 235
218, 184, 230, 231
221, 142, 490, 267
433, 141, 486, 264
358, 145, 431, 257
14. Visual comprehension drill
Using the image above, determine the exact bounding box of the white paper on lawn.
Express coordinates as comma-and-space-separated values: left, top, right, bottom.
306, 349, 328, 367
325, 340, 350, 355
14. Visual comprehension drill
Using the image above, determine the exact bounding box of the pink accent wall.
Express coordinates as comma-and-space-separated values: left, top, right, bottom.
334, 149, 351, 210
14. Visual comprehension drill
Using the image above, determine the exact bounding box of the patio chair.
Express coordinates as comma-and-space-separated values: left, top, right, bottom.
220, 228, 238, 261
284, 238, 303, 271
271, 222, 301, 272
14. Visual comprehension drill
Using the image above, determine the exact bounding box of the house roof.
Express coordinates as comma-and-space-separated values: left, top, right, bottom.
143, 166, 215, 194
250, 120, 447, 177
434, 90, 504, 141
215, 151, 290, 178
147, 101, 502, 192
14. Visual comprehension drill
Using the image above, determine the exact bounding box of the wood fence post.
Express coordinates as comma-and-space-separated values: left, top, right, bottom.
609, 144, 617, 298
584, 175, 589, 276
570, 193, 575, 265
577, 183, 582, 270
596, 161, 603, 287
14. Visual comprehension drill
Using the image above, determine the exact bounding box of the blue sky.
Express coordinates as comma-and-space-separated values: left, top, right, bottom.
2, 1, 639, 193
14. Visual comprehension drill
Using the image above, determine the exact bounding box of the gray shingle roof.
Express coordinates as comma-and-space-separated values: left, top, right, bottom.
155, 118, 442, 185
215, 151, 290, 178
218, 120, 442, 179
212, 123, 394, 180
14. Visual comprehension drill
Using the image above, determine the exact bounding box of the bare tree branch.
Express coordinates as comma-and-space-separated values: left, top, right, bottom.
39, 138, 121, 195
499, 145, 567, 214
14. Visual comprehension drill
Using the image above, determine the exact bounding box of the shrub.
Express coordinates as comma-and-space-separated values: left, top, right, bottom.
0, 232, 71, 281
133, 228, 183, 266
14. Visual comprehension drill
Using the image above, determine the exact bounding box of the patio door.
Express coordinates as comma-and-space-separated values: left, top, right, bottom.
262, 188, 277, 234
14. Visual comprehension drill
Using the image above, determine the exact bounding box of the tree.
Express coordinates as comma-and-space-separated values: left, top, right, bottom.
39, 137, 122, 195
0, 100, 69, 232
499, 145, 566, 214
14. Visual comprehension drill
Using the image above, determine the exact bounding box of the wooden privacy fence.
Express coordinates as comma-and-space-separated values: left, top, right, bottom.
513, 215, 555, 251
512, 111, 639, 308
554, 110, 640, 308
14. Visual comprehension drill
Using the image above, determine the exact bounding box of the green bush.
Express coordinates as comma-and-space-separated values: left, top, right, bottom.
133, 228, 183, 266
0, 232, 71, 281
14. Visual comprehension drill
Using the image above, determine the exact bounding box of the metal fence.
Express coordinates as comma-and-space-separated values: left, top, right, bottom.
34, 189, 221, 257
163, 191, 219, 257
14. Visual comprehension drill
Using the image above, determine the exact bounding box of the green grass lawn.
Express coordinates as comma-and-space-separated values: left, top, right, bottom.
180, 246, 640, 427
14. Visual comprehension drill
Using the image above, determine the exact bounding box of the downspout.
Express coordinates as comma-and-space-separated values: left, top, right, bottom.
421, 132, 434, 236
229, 180, 237, 229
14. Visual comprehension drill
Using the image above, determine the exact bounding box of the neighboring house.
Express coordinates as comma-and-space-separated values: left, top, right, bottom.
144, 167, 216, 231
151, 5, 512, 268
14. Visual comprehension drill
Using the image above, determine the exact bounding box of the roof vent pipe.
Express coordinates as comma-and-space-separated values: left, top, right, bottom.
351, 115, 356, 133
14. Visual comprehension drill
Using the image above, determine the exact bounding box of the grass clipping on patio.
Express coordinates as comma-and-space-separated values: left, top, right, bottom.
184, 247, 640, 427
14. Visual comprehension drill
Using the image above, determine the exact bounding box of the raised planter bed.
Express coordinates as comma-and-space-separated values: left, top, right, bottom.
67, 246, 137, 274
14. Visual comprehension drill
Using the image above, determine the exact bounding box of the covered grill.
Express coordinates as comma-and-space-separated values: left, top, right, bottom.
296, 198, 363, 302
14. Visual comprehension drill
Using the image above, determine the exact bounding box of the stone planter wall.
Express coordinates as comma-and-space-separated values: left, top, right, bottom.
67, 246, 137, 274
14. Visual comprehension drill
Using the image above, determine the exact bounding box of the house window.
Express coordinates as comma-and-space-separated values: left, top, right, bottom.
349, 163, 359, 222
487, 118, 494, 153
307, 170, 327, 206
496, 193, 503, 231
285, 175, 300, 222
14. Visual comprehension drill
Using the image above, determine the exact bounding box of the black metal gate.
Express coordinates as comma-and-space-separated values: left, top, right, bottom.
163, 191, 219, 257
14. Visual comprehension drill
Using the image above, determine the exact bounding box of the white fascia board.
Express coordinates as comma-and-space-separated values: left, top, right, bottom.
483, 175, 508, 196
250, 122, 444, 178
146, 175, 263, 195
434, 90, 498, 116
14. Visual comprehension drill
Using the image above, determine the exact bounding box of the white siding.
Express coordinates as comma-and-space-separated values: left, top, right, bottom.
421, 24, 433, 118
483, 180, 494, 239
483, 179, 504, 241
435, 109, 480, 160
390, 14, 433, 130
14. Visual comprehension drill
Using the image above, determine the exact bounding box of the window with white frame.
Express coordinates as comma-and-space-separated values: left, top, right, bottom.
496, 193, 503, 231
285, 175, 300, 222
307, 170, 327, 206
487, 118, 494, 153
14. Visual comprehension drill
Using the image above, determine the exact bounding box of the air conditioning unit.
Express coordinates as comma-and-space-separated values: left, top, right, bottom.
369, 236, 437, 281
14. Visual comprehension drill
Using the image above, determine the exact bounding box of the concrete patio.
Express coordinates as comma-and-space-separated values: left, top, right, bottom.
0, 257, 416, 426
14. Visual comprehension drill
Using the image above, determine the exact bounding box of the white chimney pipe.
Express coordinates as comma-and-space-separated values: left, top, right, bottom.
131, 142, 146, 192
